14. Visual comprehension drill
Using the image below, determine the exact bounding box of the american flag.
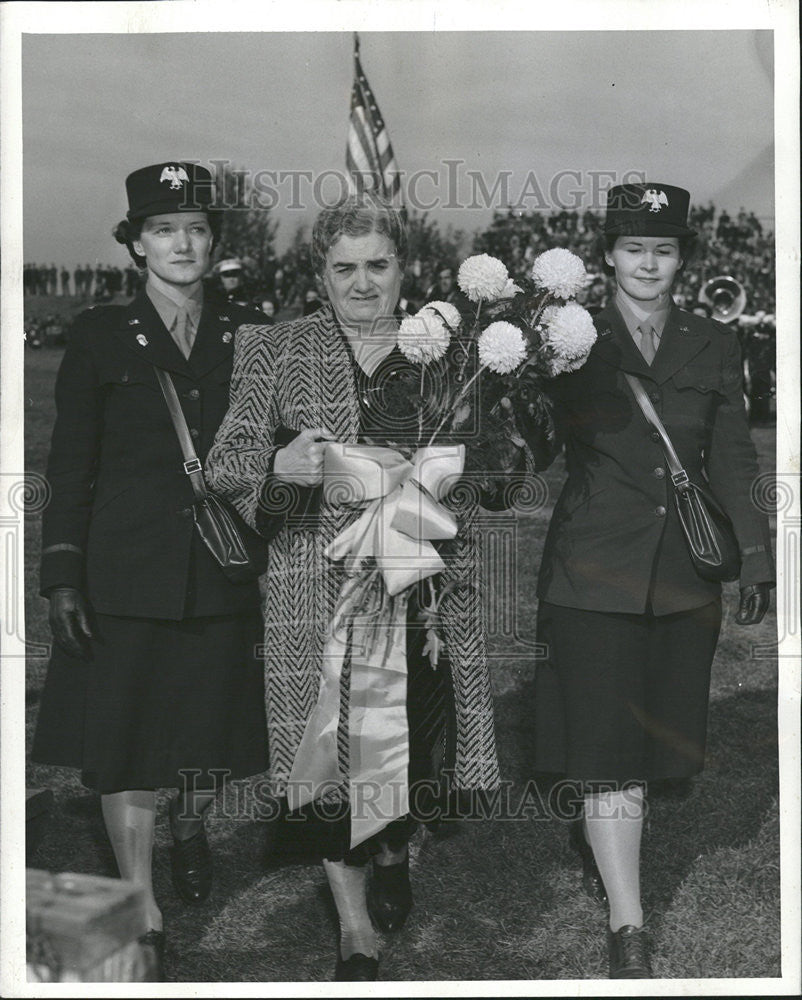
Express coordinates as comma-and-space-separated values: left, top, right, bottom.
346, 33, 403, 205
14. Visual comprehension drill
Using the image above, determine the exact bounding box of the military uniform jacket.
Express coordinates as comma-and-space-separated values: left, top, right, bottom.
40, 290, 261, 619
537, 302, 774, 616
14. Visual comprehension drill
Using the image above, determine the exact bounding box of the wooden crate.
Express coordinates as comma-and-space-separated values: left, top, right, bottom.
26, 869, 158, 982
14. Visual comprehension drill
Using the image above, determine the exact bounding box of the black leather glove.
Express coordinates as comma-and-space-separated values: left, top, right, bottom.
735, 582, 771, 625
48, 586, 94, 660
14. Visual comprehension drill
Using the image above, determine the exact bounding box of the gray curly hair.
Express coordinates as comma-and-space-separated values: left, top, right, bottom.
311, 193, 407, 275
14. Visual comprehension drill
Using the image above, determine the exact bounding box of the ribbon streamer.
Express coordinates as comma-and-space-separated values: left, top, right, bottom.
287, 443, 464, 847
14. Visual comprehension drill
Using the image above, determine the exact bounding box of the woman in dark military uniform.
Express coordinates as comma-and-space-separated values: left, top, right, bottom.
31, 163, 269, 955
533, 183, 774, 978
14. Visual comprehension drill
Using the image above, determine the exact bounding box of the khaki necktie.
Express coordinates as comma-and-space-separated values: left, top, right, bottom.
172, 306, 195, 360
635, 324, 658, 365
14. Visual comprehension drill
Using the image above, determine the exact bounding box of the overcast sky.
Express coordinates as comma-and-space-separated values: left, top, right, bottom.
21, 29, 774, 268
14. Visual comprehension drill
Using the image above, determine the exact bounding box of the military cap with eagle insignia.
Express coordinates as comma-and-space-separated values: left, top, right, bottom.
125, 161, 215, 220
604, 182, 696, 237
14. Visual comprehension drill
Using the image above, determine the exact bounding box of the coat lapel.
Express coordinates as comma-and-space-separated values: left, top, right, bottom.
111, 290, 193, 377
187, 301, 239, 379
592, 302, 711, 384
592, 304, 653, 377
648, 304, 712, 385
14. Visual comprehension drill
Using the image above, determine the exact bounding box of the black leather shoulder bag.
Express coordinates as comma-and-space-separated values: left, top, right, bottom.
625, 372, 741, 582
155, 367, 268, 583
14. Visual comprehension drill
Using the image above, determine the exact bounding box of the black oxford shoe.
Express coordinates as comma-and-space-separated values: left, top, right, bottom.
608, 924, 651, 979
169, 799, 212, 905
335, 951, 379, 981
367, 854, 413, 932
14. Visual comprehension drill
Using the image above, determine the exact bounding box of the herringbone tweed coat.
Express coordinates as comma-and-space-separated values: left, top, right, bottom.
206, 305, 523, 794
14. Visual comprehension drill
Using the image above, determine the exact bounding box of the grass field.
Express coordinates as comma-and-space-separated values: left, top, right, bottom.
22, 342, 781, 983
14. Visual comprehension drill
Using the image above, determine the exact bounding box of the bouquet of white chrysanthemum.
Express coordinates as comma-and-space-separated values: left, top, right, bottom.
358, 248, 596, 669
397, 249, 596, 451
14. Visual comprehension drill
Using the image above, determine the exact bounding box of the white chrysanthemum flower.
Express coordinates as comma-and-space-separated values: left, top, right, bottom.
457, 254, 510, 302
541, 302, 597, 360
397, 311, 451, 364
530, 248, 588, 299
498, 278, 523, 300
419, 300, 462, 330
547, 352, 589, 377
477, 321, 527, 375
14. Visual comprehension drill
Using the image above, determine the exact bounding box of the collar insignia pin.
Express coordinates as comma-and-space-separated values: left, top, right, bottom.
219, 315, 230, 322
136, 333, 148, 347
222, 331, 233, 344
128, 318, 140, 325
598, 326, 612, 339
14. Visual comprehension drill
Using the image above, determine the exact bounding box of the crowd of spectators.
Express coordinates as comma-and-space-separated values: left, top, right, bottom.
467, 203, 775, 317
24, 262, 141, 299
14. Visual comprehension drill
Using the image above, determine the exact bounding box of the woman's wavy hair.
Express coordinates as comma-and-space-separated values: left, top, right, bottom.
311, 193, 407, 276
112, 210, 222, 268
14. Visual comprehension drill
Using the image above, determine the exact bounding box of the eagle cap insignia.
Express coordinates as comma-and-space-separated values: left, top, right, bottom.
160, 165, 190, 190
641, 188, 669, 213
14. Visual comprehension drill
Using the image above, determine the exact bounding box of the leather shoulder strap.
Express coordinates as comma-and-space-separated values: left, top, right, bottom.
624, 373, 689, 487
154, 367, 208, 500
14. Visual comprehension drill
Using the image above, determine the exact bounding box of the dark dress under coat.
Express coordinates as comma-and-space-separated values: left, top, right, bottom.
31, 290, 269, 793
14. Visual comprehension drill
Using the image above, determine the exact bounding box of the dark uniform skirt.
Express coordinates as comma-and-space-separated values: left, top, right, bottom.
533, 599, 722, 787
31, 610, 269, 794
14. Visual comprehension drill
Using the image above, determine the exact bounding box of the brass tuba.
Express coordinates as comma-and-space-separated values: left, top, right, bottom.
698, 275, 747, 324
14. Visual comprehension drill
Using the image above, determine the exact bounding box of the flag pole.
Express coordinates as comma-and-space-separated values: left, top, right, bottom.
345, 30, 404, 209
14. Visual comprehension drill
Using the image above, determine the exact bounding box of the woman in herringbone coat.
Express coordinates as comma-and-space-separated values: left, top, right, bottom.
206, 195, 549, 981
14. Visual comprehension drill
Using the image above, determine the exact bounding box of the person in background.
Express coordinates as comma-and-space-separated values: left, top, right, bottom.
302, 286, 323, 315
256, 295, 276, 324
425, 265, 471, 318
532, 182, 773, 979
214, 257, 250, 307
30, 161, 268, 975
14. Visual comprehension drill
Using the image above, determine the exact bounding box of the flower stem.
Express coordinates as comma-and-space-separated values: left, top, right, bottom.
426, 364, 487, 446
